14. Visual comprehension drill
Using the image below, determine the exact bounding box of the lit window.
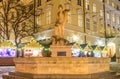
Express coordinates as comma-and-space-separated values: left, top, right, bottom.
78, 10, 83, 27
117, 17, 120, 24
119, 17, 120, 24
93, 21, 97, 31
86, 0, 89, 10
68, 11, 71, 24
37, 15, 42, 26
100, 10, 103, 16
46, 10, 51, 24
86, 18, 90, 30
107, 12, 110, 20
78, 0, 81, 6
93, 17, 97, 32
37, 0, 41, 6
93, 3, 96, 12
112, 2, 115, 8
112, 13, 115, 22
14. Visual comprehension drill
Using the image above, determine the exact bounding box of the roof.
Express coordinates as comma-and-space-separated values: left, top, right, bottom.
91, 45, 97, 50
23, 39, 43, 49
80, 44, 88, 49
0, 40, 16, 48
100, 46, 105, 50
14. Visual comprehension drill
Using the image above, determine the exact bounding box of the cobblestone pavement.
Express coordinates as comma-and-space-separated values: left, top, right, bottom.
0, 66, 15, 79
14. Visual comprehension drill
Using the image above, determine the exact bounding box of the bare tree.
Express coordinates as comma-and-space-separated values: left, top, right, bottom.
0, 0, 40, 47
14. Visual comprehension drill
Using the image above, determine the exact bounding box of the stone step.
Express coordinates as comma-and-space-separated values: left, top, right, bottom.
9, 72, 33, 78
3, 72, 116, 79
8, 72, 92, 79
2, 75, 30, 79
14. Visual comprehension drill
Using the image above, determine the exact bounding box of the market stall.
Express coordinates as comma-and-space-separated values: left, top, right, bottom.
23, 39, 43, 57
0, 40, 16, 66
71, 43, 82, 57
80, 44, 92, 57
91, 45, 101, 57
100, 46, 109, 57
0, 40, 16, 57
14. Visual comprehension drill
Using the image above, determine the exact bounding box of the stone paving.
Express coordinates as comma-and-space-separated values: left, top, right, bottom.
0, 66, 15, 79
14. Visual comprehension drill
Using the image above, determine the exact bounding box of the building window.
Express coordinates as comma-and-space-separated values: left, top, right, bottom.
93, 21, 97, 31
117, 6, 119, 10
107, 12, 110, 20
93, 17, 97, 32
112, 2, 115, 8
68, 11, 71, 24
99, 20, 104, 33
46, 10, 51, 24
86, 18, 90, 30
37, 15, 42, 26
37, 0, 41, 6
119, 17, 120, 24
117, 17, 120, 24
100, 10, 103, 16
78, 10, 83, 27
112, 13, 115, 22
85, 0, 89, 10
77, 0, 81, 6
93, 3, 96, 12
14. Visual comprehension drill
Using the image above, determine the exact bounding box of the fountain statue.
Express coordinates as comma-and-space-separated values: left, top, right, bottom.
52, 5, 70, 46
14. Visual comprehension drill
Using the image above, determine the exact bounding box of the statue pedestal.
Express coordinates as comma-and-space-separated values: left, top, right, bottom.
50, 45, 72, 57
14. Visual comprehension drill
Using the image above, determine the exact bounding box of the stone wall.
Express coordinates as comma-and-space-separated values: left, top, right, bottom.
0, 57, 15, 66
14, 57, 110, 74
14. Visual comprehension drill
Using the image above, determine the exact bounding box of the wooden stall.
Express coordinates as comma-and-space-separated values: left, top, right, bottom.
0, 40, 16, 66
22, 39, 43, 57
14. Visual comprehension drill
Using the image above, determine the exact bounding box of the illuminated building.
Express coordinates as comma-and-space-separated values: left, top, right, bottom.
0, 0, 119, 58
34, 0, 120, 59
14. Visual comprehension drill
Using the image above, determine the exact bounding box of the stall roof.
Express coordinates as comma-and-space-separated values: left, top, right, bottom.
100, 46, 105, 50
23, 39, 43, 49
72, 43, 80, 49
91, 45, 98, 50
0, 40, 16, 48
80, 44, 88, 49
100, 46, 108, 51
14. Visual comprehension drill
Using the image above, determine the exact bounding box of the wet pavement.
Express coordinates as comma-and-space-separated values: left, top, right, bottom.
0, 66, 15, 79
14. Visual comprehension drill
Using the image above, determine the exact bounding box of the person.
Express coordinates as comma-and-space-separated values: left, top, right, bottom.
55, 4, 69, 38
